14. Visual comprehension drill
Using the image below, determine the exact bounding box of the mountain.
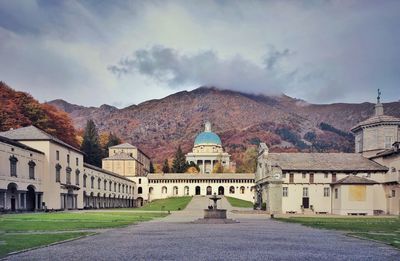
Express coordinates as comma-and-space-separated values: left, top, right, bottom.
47, 87, 400, 165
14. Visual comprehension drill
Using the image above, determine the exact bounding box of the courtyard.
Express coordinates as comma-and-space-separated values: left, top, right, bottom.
2, 196, 399, 260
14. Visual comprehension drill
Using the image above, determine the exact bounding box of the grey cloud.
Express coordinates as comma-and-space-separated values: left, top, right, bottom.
109, 46, 296, 95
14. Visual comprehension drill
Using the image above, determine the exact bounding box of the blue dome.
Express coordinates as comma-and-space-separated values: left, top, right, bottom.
194, 131, 222, 145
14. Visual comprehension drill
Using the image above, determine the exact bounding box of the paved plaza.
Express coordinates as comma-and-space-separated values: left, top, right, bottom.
6, 197, 400, 260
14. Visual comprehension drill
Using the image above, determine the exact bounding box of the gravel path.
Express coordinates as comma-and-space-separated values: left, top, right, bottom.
5, 197, 400, 260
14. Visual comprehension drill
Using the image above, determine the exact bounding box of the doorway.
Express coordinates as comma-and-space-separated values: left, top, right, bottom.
26, 185, 36, 211
195, 186, 201, 195
302, 197, 309, 209
218, 186, 224, 195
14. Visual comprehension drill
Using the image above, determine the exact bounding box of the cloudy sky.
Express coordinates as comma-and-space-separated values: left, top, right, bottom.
0, 0, 399, 107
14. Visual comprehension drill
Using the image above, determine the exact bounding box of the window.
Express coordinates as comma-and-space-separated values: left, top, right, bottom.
392, 190, 396, 197
118, 184, 121, 192
162, 186, 167, 194
109, 181, 112, 191
9, 156, 18, 177
283, 187, 288, 197
56, 150, 60, 161
324, 187, 330, 197
83, 174, 87, 188
67, 154, 70, 164
289, 174, 294, 183
28, 161, 36, 179
138, 187, 143, 194
55, 164, 61, 182
302, 173, 306, 179
303, 187, 308, 197
332, 173, 337, 183
334, 188, 338, 199
309, 173, 314, 184
76, 157, 79, 166
324, 173, 328, 178
385, 136, 393, 149
114, 183, 116, 192
104, 180, 107, 190
75, 170, 80, 185
98, 178, 101, 189
139, 178, 142, 184
91, 176, 94, 189
66, 167, 72, 184
240, 186, 245, 194
229, 186, 235, 194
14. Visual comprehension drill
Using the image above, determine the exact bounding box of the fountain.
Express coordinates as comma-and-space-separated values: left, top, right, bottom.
193, 193, 237, 224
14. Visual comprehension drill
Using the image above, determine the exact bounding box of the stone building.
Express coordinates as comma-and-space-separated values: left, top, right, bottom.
0, 126, 136, 211
185, 121, 231, 173
255, 95, 400, 215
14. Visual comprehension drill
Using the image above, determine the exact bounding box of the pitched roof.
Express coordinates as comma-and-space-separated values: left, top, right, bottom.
109, 143, 137, 149
102, 152, 135, 160
0, 135, 45, 154
351, 115, 400, 132
332, 175, 378, 185
268, 153, 388, 172
0, 126, 82, 154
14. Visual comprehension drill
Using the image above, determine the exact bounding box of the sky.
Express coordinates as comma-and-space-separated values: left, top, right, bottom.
0, 0, 399, 108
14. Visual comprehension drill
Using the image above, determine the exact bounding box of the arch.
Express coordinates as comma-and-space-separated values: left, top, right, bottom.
136, 197, 143, 207
218, 186, 224, 195
229, 186, 235, 194
7, 183, 18, 211
206, 186, 212, 195
195, 186, 201, 195
149, 187, 154, 194
184, 186, 189, 196
162, 186, 168, 194
240, 186, 245, 194
138, 187, 143, 194
26, 185, 36, 211
173, 186, 178, 195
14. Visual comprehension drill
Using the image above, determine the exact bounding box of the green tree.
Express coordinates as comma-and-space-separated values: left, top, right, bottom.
172, 146, 187, 173
80, 120, 103, 167
149, 161, 155, 173
162, 159, 170, 173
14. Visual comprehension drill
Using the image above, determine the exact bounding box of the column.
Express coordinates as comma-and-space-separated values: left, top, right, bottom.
211, 160, 214, 173
17, 193, 21, 210
3, 191, 6, 209
202, 160, 205, 174
35, 193, 39, 210
23, 193, 27, 210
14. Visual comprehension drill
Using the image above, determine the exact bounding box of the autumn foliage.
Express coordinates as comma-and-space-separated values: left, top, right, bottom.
0, 82, 78, 147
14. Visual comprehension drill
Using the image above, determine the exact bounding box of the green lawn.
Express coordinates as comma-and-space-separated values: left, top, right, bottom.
136, 196, 192, 211
0, 232, 92, 257
0, 212, 166, 232
225, 196, 253, 208
276, 217, 400, 249
0, 211, 166, 257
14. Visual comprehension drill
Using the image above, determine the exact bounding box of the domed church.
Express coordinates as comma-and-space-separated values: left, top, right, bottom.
186, 121, 231, 174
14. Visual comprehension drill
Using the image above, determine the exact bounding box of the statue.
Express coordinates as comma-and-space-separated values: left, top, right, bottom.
377, 89, 381, 103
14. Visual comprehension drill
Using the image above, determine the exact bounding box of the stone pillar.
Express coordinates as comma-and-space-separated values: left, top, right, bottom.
35, 193, 39, 210
17, 193, 21, 210
23, 193, 26, 210
3, 191, 7, 209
